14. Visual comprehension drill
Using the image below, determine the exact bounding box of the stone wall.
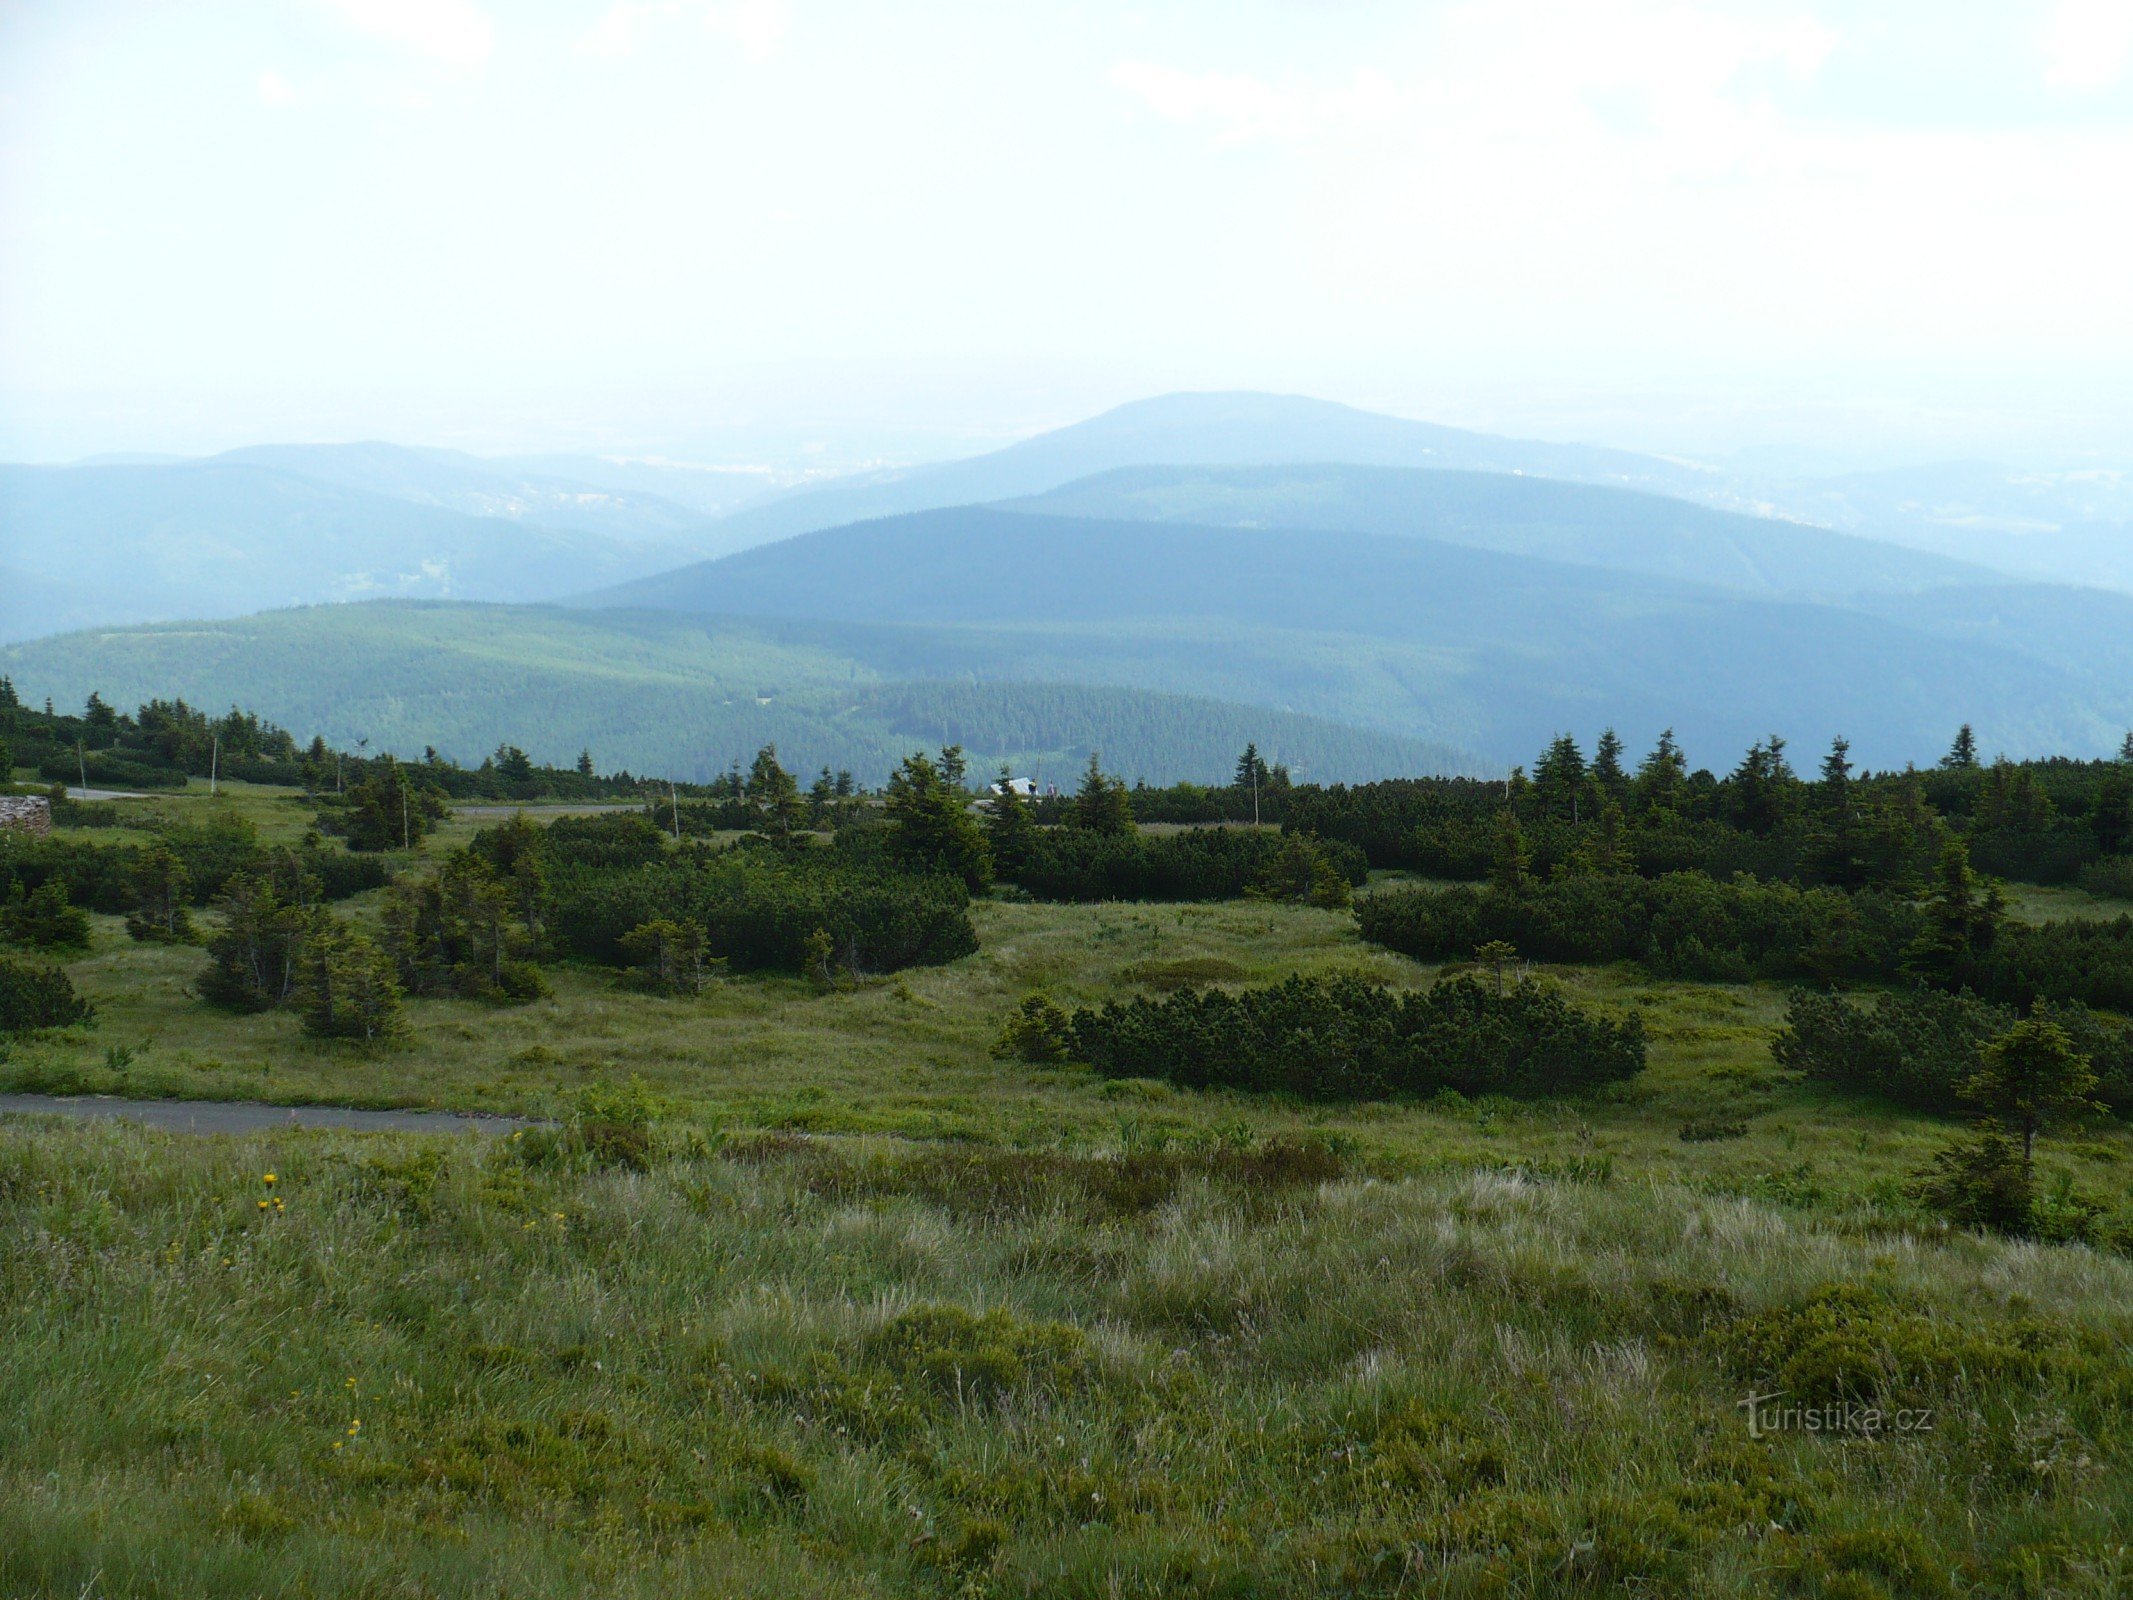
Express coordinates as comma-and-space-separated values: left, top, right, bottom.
0, 795, 53, 836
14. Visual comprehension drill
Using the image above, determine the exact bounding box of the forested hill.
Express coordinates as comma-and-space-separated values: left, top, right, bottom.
574, 504, 2133, 766
680, 390, 1740, 549
1003, 464, 1991, 599
0, 602, 1481, 786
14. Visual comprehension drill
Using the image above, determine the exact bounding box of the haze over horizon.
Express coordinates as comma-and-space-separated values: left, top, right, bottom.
4, 0, 2131, 471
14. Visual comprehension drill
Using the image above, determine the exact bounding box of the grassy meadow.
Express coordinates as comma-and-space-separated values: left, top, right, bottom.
4, 781, 2133, 1596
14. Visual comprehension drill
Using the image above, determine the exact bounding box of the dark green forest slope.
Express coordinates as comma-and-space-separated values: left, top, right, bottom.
0, 602, 1477, 785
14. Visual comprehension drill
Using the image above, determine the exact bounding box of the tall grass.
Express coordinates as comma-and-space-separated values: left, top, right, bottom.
2, 1117, 2129, 1597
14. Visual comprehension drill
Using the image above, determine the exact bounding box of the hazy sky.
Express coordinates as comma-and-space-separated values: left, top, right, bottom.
2, 0, 2130, 466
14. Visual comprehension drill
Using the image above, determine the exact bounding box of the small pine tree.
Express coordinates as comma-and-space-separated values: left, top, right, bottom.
992, 993, 1072, 1062
1591, 728, 1627, 796
746, 744, 806, 842
986, 767, 1036, 875
620, 918, 710, 995
1475, 939, 1520, 996
1942, 724, 1980, 770
1910, 1129, 2032, 1234
125, 845, 194, 943
1070, 753, 1135, 836
883, 752, 993, 890
197, 875, 312, 1011
1633, 729, 1687, 813
0, 954, 95, 1033
1961, 1016, 2103, 1181
1903, 838, 2003, 982
295, 922, 406, 1042
0, 880, 91, 952
1817, 735, 1853, 804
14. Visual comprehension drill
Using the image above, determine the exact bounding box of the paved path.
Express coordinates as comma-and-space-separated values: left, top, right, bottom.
0, 1094, 531, 1136
61, 787, 153, 801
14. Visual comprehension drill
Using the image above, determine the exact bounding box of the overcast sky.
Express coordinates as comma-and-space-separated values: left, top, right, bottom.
2, 0, 2129, 467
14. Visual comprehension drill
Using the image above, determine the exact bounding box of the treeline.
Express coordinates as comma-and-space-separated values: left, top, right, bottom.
0, 679, 672, 802
1357, 846, 2133, 1011
1277, 725, 2133, 894
998, 973, 1646, 1102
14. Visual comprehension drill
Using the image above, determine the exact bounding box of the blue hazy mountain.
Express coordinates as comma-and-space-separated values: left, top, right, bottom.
579, 503, 2133, 765
0, 460, 708, 641
687, 390, 1756, 550
1002, 463, 1991, 599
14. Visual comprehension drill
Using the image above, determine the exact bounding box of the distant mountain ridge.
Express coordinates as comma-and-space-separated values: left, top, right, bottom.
689, 390, 1754, 550
577, 501, 2133, 765
1000, 463, 1993, 599
0, 460, 708, 642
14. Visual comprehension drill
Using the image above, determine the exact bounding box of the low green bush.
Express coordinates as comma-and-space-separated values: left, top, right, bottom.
1064, 973, 1645, 1101
0, 955, 94, 1034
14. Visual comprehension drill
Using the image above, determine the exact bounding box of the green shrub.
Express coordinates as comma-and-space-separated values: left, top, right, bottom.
1717, 1283, 2055, 1408
0, 880, 90, 951
573, 1077, 659, 1171
1909, 1130, 2034, 1234
547, 840, 976, 977
2076, 853, 2133, 901
1773, 987, 2007, 1113
0, 955, 94, 1034
992, 993, 1072, 1062
1065, 972, 1645, 1101
1357, 873, 1925, 983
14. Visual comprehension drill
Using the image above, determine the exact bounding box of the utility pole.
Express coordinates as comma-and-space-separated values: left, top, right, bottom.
670, 782, 681, 842
77, 738, 87, 792
210, 732, 219, 797
1252, 763, 1260, 828
402, 773, 411, 850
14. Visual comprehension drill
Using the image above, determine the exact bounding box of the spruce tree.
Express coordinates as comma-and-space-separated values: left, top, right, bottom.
1533, 734, 1588, 820
1817, 736, 1853, 805
985, 766, 1036, 876
746, 744, 806, 842
1633, 729, 1687, 814
1962, 1017, 2103, 1182
124, 845, 194, 943
1070, 753, 1135, 836
1591, 728, 1627, 796
884, 752, 993, 890
1903, 838, 2003, 982
1942, 724, 1980, 770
